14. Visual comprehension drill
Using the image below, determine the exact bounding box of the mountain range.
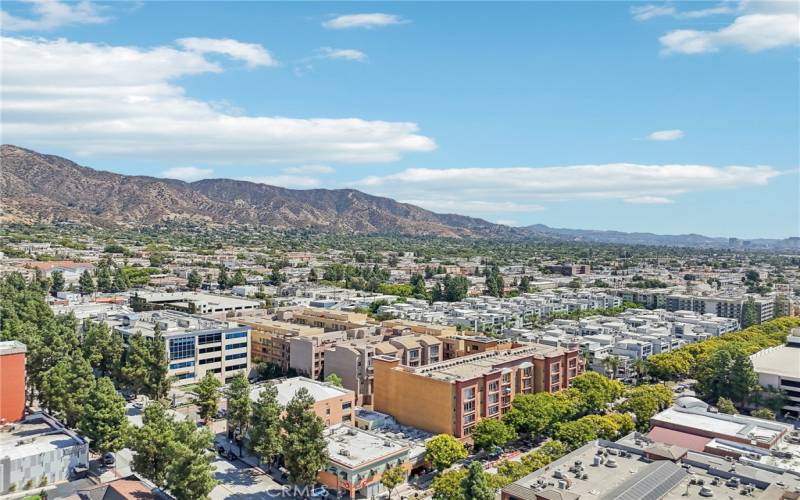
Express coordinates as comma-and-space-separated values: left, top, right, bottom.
1, 145, 796, 249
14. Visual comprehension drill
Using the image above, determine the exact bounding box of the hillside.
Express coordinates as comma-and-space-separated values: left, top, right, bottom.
0, 145, 516, 238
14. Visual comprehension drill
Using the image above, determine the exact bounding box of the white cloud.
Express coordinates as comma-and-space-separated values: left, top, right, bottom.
283, 165, 335, 175
357, 163, 779, 215
652, 1, 799, 54
647, 129, 684, 141
1, 36, 436, 165
631, 3, 737, 21
322, 13, 405, 30
236, 175, 323, 189
161, 166, 214, 181
1, 0, 108, 31
624, 196, 674, 204
317, 47, 367, 62
176, 37, 277, 67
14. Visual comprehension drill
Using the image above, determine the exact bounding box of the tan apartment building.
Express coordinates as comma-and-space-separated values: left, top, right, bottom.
290, 330, 349, 379
373, 344, 583, 439
238, 316, 325, 372
279, 307, 369, 332
324, 334, 443, 405
381, 319, 458, 338
442, 334, 515, 360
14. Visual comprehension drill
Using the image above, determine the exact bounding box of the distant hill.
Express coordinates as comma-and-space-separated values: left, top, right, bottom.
521, 224, 800, 250
0, 145, 516, 238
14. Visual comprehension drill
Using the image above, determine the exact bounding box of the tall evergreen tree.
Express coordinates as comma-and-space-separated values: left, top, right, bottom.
281, 388, 328, 487
217, 267, 229, 289
96, 265, 113, 293
50, 270, 65, 295
461, 462, 494, 500
39, 350, 95, 427
79, 377, 129, 454
112, 268, 130, 292
195, 372, 222, 424
165, 422, 218, 500
121, 332, 150, 396
248, 383, 283, 466
130, 402, 176, 488
146, 324, 171, 401
187, 270, 202, 290
79, 270, 96, 295
83, 320, 123, 377
225, 373, 252, 457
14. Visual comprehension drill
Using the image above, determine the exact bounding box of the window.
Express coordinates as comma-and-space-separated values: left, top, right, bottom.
225, 331, 248, 340
408, 349, 419, 359
198, 332, 222, 345
227, 342, 248, 350
463, 400, 475, 412
227, 363, 247, 371
488, 381, 499, 392
430, 345, 440, 356
199, 356, 222, 365
225, 352, 247, 361
175, 372, 194, 380
199, 345, 221, 354
488, 393, 499, 404
488, 405, 499, 416
170, 360, 194, 370
522, 367, 532, 377
463, 387, 476, 400
342, 402, 352, 410
502, 373, 511, 383
169, 336, 195, 360
463, 413, 475, 424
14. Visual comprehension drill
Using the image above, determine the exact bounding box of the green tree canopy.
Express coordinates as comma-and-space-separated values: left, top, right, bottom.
471, 418, 517, 452
281, 387, 329, 486
425, 434, 467, 471
79, 377, 129, 454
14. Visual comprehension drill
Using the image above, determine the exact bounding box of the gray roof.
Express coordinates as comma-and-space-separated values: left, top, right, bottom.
601, 460, 687, 500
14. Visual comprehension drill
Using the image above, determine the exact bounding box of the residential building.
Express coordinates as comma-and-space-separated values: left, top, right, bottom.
112, 310, 251, 386
280, 307, 369, 332
238, 316, 325, 372
750, 330, 800, 418
373, 344, 583, 438
380, 319, 458, 338
290, 330, 349, 379
441, 335, 514, 360
0, 341, 26, 423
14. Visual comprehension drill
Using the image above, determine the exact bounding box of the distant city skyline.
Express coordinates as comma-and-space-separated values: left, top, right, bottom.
1, 1, 798, 238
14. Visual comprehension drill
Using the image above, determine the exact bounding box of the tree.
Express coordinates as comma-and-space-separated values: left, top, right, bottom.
195, 372, 222, 424
602, 355, 621, 380
130, 402, 175, 487
217, 267, 229, 289
231, 269, 246, 287
381, 466, 407, 499
518, 276, 530, 294
471, 418, 517, 452
461, 462, 494, 500
716, 397, 738, 415
225, 373, 252, 457
187, 270, 202, 290
282, 388, 329, 486
324, 373, 344, 387
82, 320, 123, 377
578, 415, 620, 440
307, 267, 318, 282
432, 469, 466, 500
751, 408, 775, 420
96, 265, 113, 293
248, 384, 283, 466
554, 419, 597, 450
570, 372, 624, 413
695, 347, 757, 404
742, 297, 758, 328
410, 273, 427, 297
145, 325, 171, 401
39, 350, 95, 427
425, 434, 467, 471
78, 270, 95, 295
79, 377, 129, 455
121, 332, 150, 395
50, 271, 65, 295
112, 268, 130, 292
165, 422, 218, 500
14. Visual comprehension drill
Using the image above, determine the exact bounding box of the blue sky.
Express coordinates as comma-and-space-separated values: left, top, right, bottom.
2, 1, 798, 238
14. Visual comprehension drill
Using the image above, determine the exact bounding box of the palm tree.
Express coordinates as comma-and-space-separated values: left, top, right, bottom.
633, 359, 649, 385
603, 356, 621, 380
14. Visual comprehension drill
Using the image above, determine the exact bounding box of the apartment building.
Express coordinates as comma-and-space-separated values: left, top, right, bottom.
112, 310, 251, 386
324, 334, 443, 405
238, 316, 325, 372
750, 330, 800, 418
441, 335, 514, 360
0, 341, 26, 424
279, 307, 369, 332
380, 319, 458, 338
664, 293, 774, 325
373, 344, 583, 438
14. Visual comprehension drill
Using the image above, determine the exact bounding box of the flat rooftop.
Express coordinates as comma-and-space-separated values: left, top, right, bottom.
651, 407, 790, 445
0, 340, 26, 356
750, 341, 800, 379
325, 424, 408, 470
112, 310, 236, 337
0, 412, 86, 461
133, 291, 261, 308
406, 344, 566, 382
251, 377, 353, 406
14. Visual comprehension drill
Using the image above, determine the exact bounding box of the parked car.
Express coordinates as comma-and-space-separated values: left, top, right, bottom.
103, 452, 116, 466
